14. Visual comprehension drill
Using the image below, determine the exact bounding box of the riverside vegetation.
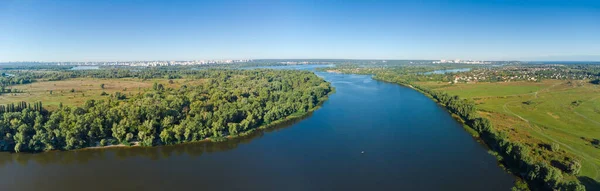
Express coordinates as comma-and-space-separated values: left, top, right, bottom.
0, 67, 332, 152
324, 63, 600, 191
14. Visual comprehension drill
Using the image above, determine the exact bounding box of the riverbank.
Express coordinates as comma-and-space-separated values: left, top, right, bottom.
368, 74, 585, 190
414, 79, 600, 183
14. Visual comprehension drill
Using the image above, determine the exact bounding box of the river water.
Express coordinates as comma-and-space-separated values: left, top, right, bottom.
70, 66, 100, 70
423, 68, 471, 75
0, 65, 513, 191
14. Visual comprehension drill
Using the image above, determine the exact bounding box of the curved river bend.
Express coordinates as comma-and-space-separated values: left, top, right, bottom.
0, 65, 513, 191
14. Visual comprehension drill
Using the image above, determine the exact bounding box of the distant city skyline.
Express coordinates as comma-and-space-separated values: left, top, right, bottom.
1, 0, 599, 62
2, 56, 600, 63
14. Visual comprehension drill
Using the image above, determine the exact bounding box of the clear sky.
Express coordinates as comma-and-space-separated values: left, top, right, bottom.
1, 0, 599, 62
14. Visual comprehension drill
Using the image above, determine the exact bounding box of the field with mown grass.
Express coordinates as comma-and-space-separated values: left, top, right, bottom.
417, 79, 600, 185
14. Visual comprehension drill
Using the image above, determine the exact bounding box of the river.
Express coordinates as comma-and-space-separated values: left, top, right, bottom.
0, 65, 514, 191
70, 66, 100, 70
423, 68, 471, 75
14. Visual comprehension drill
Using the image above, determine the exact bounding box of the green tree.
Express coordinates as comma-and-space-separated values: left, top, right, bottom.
566, 159, 582, 175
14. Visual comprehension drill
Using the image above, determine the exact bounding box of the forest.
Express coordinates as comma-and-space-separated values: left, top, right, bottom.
0, 69, 332, 152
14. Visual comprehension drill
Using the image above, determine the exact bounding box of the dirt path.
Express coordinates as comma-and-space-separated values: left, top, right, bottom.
503, 101, 529, 122
574, 111, 600, 126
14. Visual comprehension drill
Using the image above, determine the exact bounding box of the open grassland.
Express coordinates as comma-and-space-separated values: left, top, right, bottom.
417, 80, 549, 99
0, 78, 205, 110
417, 80, 600, 183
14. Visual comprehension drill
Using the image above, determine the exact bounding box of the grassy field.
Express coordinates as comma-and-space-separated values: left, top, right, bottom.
0, 78, 204, 110
418, 81, 547, 99
417, 80, 600, 183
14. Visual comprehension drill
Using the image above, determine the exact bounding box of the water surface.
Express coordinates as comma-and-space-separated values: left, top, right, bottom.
424, 68, 471, 75
0, 65, 513, 191
70, 66, 100, 70
241, 64, 335, 70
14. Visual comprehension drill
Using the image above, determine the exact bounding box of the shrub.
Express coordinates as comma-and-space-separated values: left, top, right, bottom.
523, 100, 534, 105
550, 143, 560, 152
566, 159, 582, 175
558, 181, 585, 191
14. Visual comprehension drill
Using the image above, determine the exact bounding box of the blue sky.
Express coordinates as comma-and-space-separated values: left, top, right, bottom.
0, 0, 599, 61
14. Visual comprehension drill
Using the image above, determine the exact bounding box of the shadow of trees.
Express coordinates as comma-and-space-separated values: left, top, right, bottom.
578, 176, 600, 191
0, 111, 313, 166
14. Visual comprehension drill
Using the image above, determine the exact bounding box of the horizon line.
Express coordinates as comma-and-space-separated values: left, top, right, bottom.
2, 59, 600, 63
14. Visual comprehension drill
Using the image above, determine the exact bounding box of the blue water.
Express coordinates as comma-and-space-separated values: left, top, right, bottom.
241, 64, 335, 70
424, 68, 471, 75
70, 66, 100, 70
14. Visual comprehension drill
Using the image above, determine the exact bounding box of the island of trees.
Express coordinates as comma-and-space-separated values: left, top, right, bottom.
0, 68, 332, 152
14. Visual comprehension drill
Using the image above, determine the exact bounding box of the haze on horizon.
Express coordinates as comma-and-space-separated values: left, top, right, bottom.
0, 0, 599, 62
